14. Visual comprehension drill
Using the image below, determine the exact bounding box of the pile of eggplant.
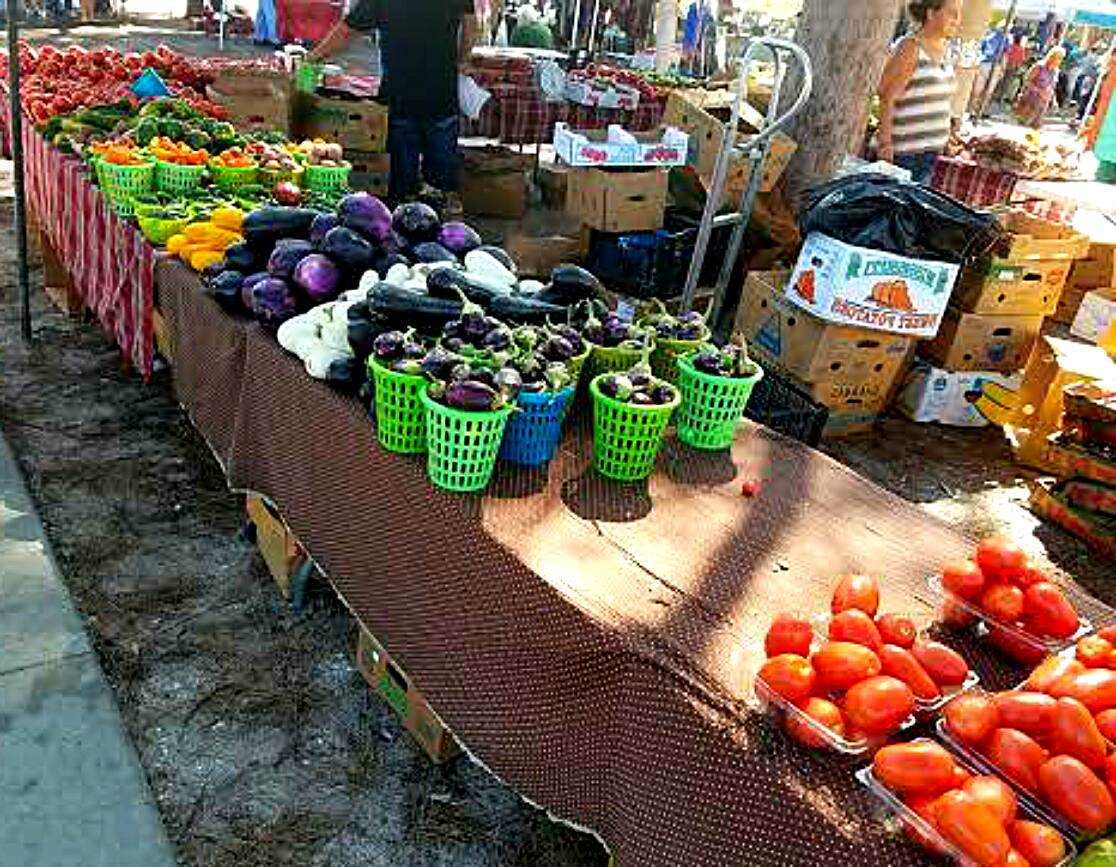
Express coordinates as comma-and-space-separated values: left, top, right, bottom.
368, 295, 580, 413
597, 362, 679, 407
639, 299, 710, 343
570, 299, 655, 352
689, 343, 761, 380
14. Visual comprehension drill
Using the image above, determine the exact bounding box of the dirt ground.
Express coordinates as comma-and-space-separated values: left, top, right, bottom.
2, 23, 1116, 867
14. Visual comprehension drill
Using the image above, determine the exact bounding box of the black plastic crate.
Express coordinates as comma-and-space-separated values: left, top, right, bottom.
585, 209, 734, 300
744, 363, 829, 448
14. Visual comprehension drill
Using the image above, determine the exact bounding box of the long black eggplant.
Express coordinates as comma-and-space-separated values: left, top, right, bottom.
367, 283, 463, 331
489, 294, 568, 325
426, 266, 504, 305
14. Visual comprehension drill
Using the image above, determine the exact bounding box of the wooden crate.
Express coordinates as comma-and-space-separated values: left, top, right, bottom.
245, 494, 304, 599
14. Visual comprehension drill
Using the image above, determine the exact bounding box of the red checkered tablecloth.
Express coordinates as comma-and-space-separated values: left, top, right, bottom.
22, 122, 157, 379
932, 155, 1078, 223
462, 77, 664, 145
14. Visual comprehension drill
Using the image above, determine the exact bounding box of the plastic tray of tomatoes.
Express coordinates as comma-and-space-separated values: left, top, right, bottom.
937, 681, 1116, 839
929, 536, 1095, 666
858, 738, 1076, 867
811, 612, 980, 716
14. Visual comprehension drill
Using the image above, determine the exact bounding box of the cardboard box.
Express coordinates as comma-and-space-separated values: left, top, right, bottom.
786, 233, 960, 338
897, 360, 1022, 427
347, 150, 389, 198
564, 76, 640, 111
39, 228, 82, 317
921, 310, 1043, 373
994, 210, 1090, 261
567, 167, 667, 233
1053, 281, 1096, 326
1002, 336, 1116, 470
1029, 479, 1116, 561
293, 92, 388, 153
1072, 288, 1116, 344
208, 70, 291, 134
735, 270, 914, 390
503, 232, 582, 278
661, 89, 798, 194
821, 395, 890, 439
354, 626, 460, 764
245, 494, 304, 600
461, 146, 533, 219
953, 258, 1071, 316
553, 122, 688, 168
536, 160, 569, 210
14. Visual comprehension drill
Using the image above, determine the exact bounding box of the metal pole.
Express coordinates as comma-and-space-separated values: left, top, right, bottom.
218, 0, 225, 51
8, 0, 32, 342
975, 0, 1017, 121
587, 0, 601, 55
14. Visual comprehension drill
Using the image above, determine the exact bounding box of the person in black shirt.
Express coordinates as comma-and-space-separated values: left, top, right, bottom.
310, 0, 477, 204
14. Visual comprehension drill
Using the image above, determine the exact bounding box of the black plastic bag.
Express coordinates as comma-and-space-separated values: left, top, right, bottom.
800, 174, 1003, 265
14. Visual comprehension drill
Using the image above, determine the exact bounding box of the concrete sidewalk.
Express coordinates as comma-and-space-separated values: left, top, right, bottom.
0, 434, 177, 867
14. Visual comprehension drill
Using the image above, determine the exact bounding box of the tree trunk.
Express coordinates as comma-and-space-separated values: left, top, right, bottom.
784, 0, 903, 200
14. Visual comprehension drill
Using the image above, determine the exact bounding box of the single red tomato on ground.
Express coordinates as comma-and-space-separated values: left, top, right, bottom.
831, 574, 880, 617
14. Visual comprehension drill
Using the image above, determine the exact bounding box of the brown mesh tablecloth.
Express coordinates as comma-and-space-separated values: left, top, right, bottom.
157, 262, 1107, 866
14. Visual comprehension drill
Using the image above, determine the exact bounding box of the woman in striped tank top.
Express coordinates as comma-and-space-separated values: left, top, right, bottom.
877, 0, 962, 184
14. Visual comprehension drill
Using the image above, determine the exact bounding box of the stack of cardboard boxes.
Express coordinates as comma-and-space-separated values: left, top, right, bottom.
734, 270, 915, 438
1054, 212, 1116, 328
291, 89, 389, 197
901, 211, 1089, 426
207, 68, 292, 135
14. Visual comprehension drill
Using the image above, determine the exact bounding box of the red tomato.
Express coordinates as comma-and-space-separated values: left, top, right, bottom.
831, 574, 880, 617
757, 654, 815, 704
963, 774, 1018, 825
1026, 656, 1085, 694
878, 644, 940, 701
1014, 564, 1049, 588
1049, 668, 1116, 713
844, 676, 915, 736
945, 693, 1000, 746
874, 741, 957, 795
1009, 820, 1066, 867
905, 793, 950, 855
1024, 583, 1080, 640
1096, 709, 1116, 743
1004, 850, 1032, 867
988, 728, 1047, 793
876, 613, 916, 649
982, 583, 1026, 623
811, 642, 882, 692
1105, 752, 1116, 792
764, 614, 812, 658
993, 691, 1057, 738
951, 763, 974, 788
786, 697, 845, 748
976, 536, 1028, 582
828, 609, 883, 651
1051, 697, 1108, 768
1038, 755, 1116, 834
943, 558, 986, 599
911, 639, 969, 687
932, 790, 1012, 867
1077, 634, 1115, 669
1099, 625, 1116, 644
988, 624, 1047, 666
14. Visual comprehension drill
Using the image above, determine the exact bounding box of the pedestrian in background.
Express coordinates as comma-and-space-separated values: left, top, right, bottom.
1015, 45, 1066, 127
877, 0, 963, 184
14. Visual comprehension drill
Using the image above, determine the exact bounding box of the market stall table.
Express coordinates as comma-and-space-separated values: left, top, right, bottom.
153, 260, 1116, 867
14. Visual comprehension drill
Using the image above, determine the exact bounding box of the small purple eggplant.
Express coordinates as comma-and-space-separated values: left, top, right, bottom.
445, 380, 500, 412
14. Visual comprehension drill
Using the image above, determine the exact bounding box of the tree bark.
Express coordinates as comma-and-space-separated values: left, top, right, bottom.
784, 0, 904, 200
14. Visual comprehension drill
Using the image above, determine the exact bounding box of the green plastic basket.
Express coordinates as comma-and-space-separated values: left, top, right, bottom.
369, 358, 427, 454
590, 375, 679, 482
675, 354, 764, 451
259, 165, 304, 189
650, 330, 710, 384
566, 345, 591, 385
95, 158, 155, 216
584, 341, 654, 385
137, 213, 191, 246
421, 389, 513, 492
211, 163, 259, 191
304, 162, 351, 193
155, 159, 207, 194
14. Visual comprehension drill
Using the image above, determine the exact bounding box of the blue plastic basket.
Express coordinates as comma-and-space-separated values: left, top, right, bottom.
499, 387, 576, 466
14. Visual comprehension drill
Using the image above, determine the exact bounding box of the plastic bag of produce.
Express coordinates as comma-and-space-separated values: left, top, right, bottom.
799, 173, 1002, 265
1077, 839, 1116, 866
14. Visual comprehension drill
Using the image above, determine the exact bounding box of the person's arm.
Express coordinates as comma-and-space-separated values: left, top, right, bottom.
877, 38, 919, 164
309, 0, 377, 62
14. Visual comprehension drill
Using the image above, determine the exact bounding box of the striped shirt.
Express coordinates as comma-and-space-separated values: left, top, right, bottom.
892, 37, 956, 156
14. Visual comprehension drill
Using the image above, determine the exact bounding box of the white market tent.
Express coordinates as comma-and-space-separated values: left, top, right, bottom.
993, 0, 1116, 25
